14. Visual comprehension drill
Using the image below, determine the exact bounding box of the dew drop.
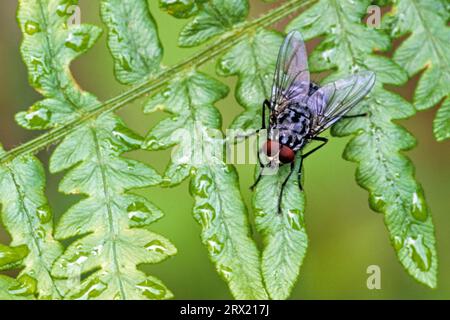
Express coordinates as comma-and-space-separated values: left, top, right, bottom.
29, 57, 47, 88
405, 235, 432, 271
91, 245, 103, 256
287, 209, 304, 231
411, 189, 428, 222
321, 50, 332, 63
35, 226, 46, 239
36, 204, 52, 224
24, 21, 40, 35
56, 0, 77, 17
0, 245, 28, 267
254, 209, 265, 218
217, 264, 233, 281
127, 202, 151, 224
161, 87, 172, 98
65, 31, 90, 52
23, 104, 52, 129
8, 274, 37, 296
193, 203, 216, 229
71, 278, 107, 300
67, 248, 89, 266
144, 135, 163, 150
136, 279, 167, 299
218, 59, 232, 74
159, 0, 199, 18
119, 55, 132, 72
145, 239, 167, 254
112, 123, 143, 150
207, 235, 224, 256
190, 174, 213, 198
369, 193, 386, 213
393, 235, 403, 251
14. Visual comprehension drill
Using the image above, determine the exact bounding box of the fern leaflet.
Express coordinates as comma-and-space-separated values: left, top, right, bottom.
288, 0, 438, 287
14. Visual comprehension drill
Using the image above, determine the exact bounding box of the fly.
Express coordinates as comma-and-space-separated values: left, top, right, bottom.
250, 31, 376, 214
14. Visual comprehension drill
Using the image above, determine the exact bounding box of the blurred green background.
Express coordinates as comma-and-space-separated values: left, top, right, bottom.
0, 0, 449, 299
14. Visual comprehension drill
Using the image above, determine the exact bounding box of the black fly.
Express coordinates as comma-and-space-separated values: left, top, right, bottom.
251, 31, 376, 214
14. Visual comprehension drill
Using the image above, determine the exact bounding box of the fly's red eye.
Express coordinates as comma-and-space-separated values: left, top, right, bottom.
279, 145, 295, 164
263, 140, 280, 157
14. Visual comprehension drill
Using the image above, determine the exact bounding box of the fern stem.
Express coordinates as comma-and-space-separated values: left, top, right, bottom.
1, 0, 314, 164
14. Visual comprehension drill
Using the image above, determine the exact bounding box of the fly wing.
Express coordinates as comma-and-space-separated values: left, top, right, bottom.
307, 71, 376, 135
270, 31, 310, 114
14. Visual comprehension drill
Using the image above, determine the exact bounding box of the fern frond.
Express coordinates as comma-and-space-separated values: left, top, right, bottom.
0, 276, 33, 300
217, 29, 308, 299
0, 146, 62, 298
217, 29, 282, 131
0, 0, 308, 164
101, 0, 162, 84
288, 0, 438, 288
253, 155, 308, 300
160, 0, 249, 47
164, 1, 311, 299
15, 0, 175, 299
143, 72, 268, 299
383, 0, 450, 141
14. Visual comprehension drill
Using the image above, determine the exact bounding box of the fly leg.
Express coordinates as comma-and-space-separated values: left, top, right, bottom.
342, 112, 370, 119
303, 137, 328, 158
278, 162, 295, 214
261, 99, 270, 130
297, 156, 304, 191
295, 137, 328, 192
250, 146, 266, 190
249, 99, 271, 190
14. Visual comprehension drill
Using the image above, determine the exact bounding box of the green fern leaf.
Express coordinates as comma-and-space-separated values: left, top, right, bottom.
15, 0, 175, 299
0, 244, 29, 272
0, 146, 62, 298
217, 29, 282, 131
101, 0, 162, 84
165, 2, 310, 299
160, 0, 249, 47
383, 0, 450, 141
144, 72, 268, 299
0, 276, 33, 300
253, 155, 307, 300
288, 0, 438, 288
217, 29, 308, 299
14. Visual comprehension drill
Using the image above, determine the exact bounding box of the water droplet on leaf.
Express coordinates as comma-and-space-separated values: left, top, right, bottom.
145, 239, 167, 254
127, 202, 151, 224
207, 235, 224, 256
411, 189, 427, 222
190, 174, 213, 198
218, 59, 232, 74
159, 0, 199, 18
65, 31, 90, 52
24, 21, 40, 35
22, 104, 52, 129
287, 209, 304, 231
405, 235, 432, 271
193, 203, 216, 229
36, 204, 52, 224
136, 279, 167, 299
393, 236, 403, 251
217, 264, 233, 281
71, 278, 107, 300
369, 193, 386, 213
8, 274, 37, 296
112, 123, 143, 150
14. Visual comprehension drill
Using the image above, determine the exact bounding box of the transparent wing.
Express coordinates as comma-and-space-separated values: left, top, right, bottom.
307, 71, 376, 135
270, 31, 310, 113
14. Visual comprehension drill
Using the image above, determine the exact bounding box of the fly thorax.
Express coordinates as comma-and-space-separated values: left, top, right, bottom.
274, 103, 311, 150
